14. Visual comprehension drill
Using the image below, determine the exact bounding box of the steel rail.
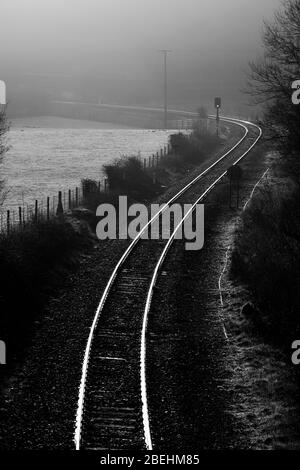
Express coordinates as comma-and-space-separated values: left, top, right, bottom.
74, 116, 254, 450
140, 119, 262, 450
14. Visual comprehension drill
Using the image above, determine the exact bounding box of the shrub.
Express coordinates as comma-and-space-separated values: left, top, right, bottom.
103, 155, 159, 200
169, 130, 220, 165
82, 179, 99, 198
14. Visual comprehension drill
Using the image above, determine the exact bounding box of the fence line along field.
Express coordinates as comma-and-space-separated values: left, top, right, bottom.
2, 118, 178, 213
0, 142, 172, 234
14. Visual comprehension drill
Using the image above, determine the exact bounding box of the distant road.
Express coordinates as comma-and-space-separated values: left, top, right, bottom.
51, 100, 246, 122
51, 100, 250, 129
52, 100, 197, 117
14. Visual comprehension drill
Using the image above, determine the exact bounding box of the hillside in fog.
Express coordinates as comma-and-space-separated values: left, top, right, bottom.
1, 0, 280, 118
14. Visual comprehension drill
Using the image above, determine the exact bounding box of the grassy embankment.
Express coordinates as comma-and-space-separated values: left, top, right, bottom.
0, 126, 222, 371
231, 156, 300, 348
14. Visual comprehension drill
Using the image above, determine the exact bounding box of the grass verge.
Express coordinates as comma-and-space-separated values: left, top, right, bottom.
231, 171, 300, 347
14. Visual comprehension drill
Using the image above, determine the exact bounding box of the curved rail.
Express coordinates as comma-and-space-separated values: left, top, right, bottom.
74, 116, 257, 450
140, 118, 262, 449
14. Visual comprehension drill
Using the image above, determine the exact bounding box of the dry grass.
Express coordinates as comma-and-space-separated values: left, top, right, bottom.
232, 177, 300, 345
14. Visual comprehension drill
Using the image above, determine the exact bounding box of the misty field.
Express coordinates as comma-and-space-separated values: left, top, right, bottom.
2, 117, 176, 211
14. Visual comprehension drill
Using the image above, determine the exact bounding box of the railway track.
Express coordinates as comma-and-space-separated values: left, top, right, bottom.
74, 116, 262, 451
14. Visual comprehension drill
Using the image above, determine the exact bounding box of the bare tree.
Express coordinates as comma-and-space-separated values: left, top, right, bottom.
247, 0, 300, 162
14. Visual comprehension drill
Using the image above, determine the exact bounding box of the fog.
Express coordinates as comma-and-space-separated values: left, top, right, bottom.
0, 0, 281, 117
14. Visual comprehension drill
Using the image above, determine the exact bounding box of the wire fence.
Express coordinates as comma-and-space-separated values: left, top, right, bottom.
0, 185, 82, 234
142, 143, 171, 170
0, 143, 172, 235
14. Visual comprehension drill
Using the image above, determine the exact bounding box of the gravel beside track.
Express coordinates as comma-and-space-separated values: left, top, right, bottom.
0, 124, 263, 450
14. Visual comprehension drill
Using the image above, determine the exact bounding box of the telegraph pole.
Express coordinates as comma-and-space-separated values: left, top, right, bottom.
159, 50, 171, 130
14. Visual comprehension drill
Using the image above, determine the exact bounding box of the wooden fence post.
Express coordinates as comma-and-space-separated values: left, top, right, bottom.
56, 191, 63, 216
7, 210, 10, 235
19, 207, 22, 228
47, 197, 50, 221
35, 200, 38, 223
